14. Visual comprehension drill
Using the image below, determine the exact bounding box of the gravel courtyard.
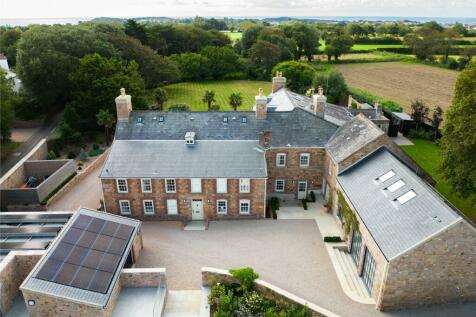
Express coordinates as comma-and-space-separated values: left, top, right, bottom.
135, 220, 475, 317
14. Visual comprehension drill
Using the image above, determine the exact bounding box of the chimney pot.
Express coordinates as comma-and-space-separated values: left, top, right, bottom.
272, 72, 286, 93
115, 88, 132, 121
255, 88, 268, 120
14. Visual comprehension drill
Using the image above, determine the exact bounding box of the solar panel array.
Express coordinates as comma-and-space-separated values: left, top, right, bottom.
35, 214, 134, 294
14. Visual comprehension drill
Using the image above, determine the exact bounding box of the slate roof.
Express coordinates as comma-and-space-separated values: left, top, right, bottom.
101, 140, 267, 178
349, 108, 390, 121
337, 147, 461, 260
326, 114, 384, 163
21, 208, 141, 308
115, 107, 338, 148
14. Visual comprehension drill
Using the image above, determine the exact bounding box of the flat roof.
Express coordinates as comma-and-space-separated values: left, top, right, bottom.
392, 112, 413, 121
21, 208, 141, 308
337, 147, 461, 260
101, 140, 267, 179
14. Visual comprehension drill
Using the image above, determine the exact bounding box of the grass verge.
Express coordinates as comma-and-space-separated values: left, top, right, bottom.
401, 139, 475, 222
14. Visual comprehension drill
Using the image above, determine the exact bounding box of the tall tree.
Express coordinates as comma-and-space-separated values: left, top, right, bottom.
229, 92, 243, 111
283, 22, 319, 61
153, 86, 168, 111
440, 61, 476, 201
272, 61, 315, 94
65, 53, 146, 132
0, 27, 22, 67
249, 40, 281, 80
323, 34, 353, 61
200, 46, 242, 79
96, 109, 115, 146
313, 71, 348, 104
202, 90, 216, 110
170, 53, 210, 81
410, 99, 430, 129
16, 25, 118, 113
0, 71, 17, 141
124, 19, 148, 44
431, 106, 444, 139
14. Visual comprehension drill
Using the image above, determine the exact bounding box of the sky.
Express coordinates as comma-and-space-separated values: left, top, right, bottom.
1, 0, 476, 19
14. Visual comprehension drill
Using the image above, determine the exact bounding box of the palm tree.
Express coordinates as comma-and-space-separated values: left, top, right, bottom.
202, 90, 216, 110
153, 86, 168, 111
96, 109, 116, 146
229, 92, 243, 111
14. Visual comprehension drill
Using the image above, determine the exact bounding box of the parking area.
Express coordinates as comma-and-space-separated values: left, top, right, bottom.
136, 220, 476, 317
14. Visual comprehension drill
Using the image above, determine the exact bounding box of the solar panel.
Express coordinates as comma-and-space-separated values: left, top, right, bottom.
33, 212, 136, 295
87, 218, 106, 233
89, 270, 113, 293
115, 224, 133, 240
37, 258, 63, 280
77, 230, 98, 248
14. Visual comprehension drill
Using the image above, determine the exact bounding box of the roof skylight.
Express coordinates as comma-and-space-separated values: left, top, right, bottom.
378, 170, 395, 182
396, 190, 416, 204
223, 116, 228, 123
387, 179, 405, 193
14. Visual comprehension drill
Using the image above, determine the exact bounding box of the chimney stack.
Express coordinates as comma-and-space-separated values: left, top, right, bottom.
115, 88, 132, 121
255, 88, 268, 120
374, 102, 383, 118
311, 86, 326, 117
271, 71, 286, 93
259, 130, 272, 148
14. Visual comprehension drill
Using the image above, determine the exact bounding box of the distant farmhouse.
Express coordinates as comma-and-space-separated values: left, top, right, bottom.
100, 74, 476, 310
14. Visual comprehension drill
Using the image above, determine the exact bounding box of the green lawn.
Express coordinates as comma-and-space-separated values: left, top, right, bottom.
162, 80, 270, 111
401, 139, 475, 222
1, 141, 21, 162
352, 44, 404, 51
224, 31, 242, 42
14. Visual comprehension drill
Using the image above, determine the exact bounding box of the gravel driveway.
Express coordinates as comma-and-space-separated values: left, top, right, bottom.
135, 220, 475, 317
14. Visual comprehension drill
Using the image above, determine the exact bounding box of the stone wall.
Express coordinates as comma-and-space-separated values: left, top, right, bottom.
131, 229, 143, 263
102, 178, 266, 221
202, 267, 340, 317
46, 148, 110, 207
120, 268, 166, 288
0, 139, 48, 190
378, 220, 476, 311
266, 148, 326, 197
0, 251, 44, 315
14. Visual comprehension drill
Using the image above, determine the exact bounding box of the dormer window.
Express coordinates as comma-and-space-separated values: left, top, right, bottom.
137, 116, 144, 124
185, 132, 195, 145
223, 116, 228, 123
158, 115, 164, 122
241, 116, 247, 123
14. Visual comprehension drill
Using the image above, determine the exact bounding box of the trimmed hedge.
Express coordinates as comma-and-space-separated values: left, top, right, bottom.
323, 236, 343, 243
348, 86, 403, 112
355, 36, 402, 45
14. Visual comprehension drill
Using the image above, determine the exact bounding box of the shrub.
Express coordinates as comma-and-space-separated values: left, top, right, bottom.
168, 104, 190, 112
324, 236, 343, 242
209, 283, 237, 315
310, 191, 316, 202
301, 199, 308, 210
408, 128, 434, 140
209, 104, 220, 111
47, 150, 57, 160
348, 86, 403, 112
67, 151, 76, 159
93, 143, 100, 150
230, 267, 259, 293
77, 160, 84, 166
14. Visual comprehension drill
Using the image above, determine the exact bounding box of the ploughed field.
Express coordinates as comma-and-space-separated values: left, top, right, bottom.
335, 62, 458, 112
162, 80, 270, 111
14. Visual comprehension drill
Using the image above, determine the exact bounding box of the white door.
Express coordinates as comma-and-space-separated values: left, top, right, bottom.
191, 200, 204, 220
298, 181, 307, 199
167, 199, 178, 215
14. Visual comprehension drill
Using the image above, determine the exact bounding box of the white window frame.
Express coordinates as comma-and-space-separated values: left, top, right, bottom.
165, 179, 176, 193
191, 178, 202, 193
143, 200, 154, 215
300, 153, 310, 167
276, 153, 286, 167
119, 200, 131, 215
239, 199, 251, 215
239, 178, 250, 193
167, 199, 178, 215
275, 179, 285, 192
217, 199, 227, 214
216, 178, 227, 193
141, 178, 152, 193
116, 179, 128, 193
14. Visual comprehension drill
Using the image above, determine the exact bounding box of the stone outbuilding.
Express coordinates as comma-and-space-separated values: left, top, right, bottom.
333, 146, 476, 310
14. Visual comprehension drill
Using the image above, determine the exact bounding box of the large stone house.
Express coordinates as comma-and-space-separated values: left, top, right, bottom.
100, 75, 476, 310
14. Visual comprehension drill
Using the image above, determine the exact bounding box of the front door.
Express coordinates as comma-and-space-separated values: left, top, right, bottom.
297, 181, 307, 199
191, 199, 204, 220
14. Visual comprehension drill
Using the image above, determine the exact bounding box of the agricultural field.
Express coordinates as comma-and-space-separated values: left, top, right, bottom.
351, 44, 404, 51
335, 62, 458, 113
161, 80, 270, 111
223, 31, 242, 42
401, 139, 476, 222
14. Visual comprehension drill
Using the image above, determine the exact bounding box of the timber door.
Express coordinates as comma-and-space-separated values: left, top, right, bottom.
191, 199, 204, 220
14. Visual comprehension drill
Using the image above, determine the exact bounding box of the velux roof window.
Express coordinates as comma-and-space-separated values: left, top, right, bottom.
377, 170, 395, 182
396, 190, 417, 204
387, 179, 405, 193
